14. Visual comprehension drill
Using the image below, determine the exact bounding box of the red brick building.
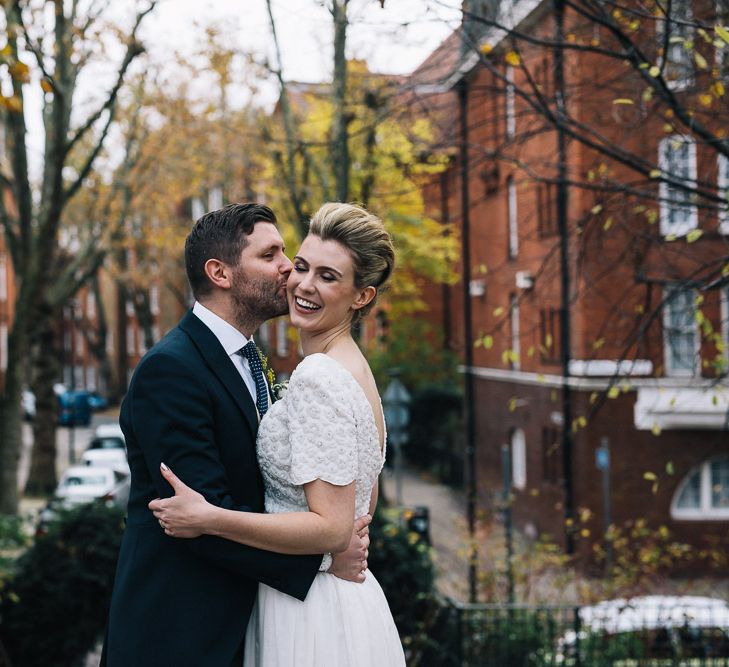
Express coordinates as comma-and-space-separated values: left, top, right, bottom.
407, 1, 729, 568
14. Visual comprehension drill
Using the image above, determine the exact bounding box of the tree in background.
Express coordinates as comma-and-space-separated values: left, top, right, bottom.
0, 0, 154, 510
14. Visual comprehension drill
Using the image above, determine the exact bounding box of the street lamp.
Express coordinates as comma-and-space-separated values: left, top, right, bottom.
382, 369, 410, 508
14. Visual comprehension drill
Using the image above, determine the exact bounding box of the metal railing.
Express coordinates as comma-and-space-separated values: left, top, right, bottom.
419, 598, 729, 666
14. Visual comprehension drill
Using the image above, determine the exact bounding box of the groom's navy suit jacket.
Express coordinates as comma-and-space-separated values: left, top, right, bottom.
103, 311, 321, 667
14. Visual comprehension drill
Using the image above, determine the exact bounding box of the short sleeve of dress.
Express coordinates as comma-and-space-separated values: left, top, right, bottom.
285, 357, 358, 486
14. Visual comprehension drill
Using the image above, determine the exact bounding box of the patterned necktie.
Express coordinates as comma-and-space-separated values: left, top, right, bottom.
238, 340, 269, 417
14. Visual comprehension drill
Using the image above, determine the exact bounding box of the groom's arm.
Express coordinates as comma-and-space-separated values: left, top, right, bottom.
127, 352, 321, 600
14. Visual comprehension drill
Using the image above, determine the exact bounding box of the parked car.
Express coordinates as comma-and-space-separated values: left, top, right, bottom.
87, 391, 109, 411
37, 464, 130, 535
81, 448, 129, 476
55, 464, 130, 508
57, 390, 92, 427
559, 596, 729, 661
94, 422, 125, 443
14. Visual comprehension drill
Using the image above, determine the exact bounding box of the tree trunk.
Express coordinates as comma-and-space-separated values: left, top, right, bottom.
0, 335, 26, 514
331, 0, 350, 202
24, 314, 60, 497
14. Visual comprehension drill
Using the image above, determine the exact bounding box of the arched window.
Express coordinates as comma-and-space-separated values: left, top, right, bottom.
511, 428, 527, 491
671, 456, 729, 520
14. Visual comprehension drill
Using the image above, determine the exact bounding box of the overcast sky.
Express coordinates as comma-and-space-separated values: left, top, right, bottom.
142, 0, 461, 94
23, 1, 461, 177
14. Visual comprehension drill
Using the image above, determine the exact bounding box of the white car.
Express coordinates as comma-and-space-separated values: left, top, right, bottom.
94, 422, 125, 442
559, 595, 729, 661
80, 448, 130, 476
54, 464, 130, 509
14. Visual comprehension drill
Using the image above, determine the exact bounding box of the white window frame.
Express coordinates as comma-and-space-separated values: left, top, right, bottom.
671, 457, 729, 520
0, 254, 7, 301
150, 284, 160, 315
86, 291, 96, 319
208, 187, 223, 211
719, 154, 729, 234
663, 286, 699, 377
658, 136, 698, 236
138, 326, 147, 355
511, 428, 527, 491
0, 323, 7, 372
191, 197, 205, 220
507, 176, 518, 259
505, 65, 516, 139
126, 299, 135, 317
656, 0, 694, 90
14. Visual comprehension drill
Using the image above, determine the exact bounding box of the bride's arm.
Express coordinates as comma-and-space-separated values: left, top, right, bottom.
150, 463, 355, 554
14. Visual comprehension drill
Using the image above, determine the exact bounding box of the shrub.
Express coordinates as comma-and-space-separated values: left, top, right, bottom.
0, 503, 124, 667
369, 507, 451, 664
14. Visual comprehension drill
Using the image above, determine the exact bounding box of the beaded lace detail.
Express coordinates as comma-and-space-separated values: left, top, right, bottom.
256, 353, 386, 518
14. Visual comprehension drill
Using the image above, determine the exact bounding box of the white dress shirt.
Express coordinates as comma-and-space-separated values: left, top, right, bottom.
192, 301, 259, 405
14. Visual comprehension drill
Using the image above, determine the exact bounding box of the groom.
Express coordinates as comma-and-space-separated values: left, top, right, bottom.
102, 203, 370, 666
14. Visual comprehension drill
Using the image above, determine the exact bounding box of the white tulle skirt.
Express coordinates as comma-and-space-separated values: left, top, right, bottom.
243, 570, 405, 666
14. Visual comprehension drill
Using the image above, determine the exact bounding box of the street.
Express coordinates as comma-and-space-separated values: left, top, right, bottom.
18, 415, 119, 512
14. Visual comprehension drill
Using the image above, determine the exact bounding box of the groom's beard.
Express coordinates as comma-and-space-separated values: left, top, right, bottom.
230, 267, 289, 331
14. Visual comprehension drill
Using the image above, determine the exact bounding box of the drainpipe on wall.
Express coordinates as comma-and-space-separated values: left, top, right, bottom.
553, 0, 576, 554
458, 78, 479, 602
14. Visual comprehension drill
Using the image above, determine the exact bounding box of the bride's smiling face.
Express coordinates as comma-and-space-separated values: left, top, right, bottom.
287, 234, 372, 333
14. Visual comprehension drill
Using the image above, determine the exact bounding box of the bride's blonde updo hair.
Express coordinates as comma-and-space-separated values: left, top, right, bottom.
308, 202, 395, 323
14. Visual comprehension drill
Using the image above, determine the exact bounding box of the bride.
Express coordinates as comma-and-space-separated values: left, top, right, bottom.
149, 202, 406, 666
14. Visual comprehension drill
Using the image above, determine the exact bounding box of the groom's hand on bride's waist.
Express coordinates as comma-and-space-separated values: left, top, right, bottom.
329, 514, 371, 583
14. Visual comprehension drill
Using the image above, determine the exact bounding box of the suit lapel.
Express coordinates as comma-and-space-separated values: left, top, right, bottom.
178, 310, 259, 437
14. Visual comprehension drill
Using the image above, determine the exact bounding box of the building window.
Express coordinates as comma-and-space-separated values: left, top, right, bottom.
276, 318, 288, 357
126, 326, 136, 355
86, 291, 96, 319
541, 426, 560, 485
152, 325, 160, 344
719, 154, 729, 234
659, 136, 697, 236
75, 330, 84, 356
150, 284, 160, 315
537, 181, 557, 236
539, 308, 561, 364
208, 187, 223, 211
86, 366, 97, 390
0, 254, 7, 301
375, 311, 389, 344
505, 65, 516, 139
657, 0, 694, 87
511, 428, 527, 490
510, 294, 520, 370
138, 327, 147, 355
672, 457, 729, 519
0, 323, 7, 372
663, 286, 698, 376
126, 299, 135, 317
191, 197, 205, 220
507, 176, 518, 259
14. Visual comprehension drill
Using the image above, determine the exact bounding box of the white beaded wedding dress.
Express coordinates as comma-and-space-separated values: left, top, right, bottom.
243, 353, 405, 666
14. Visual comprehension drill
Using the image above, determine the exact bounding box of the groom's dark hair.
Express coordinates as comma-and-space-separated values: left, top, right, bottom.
185, 202, 278, 299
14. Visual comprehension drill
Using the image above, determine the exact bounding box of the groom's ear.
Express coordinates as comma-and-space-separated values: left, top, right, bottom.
352, 286, 376, 311
204, 258, 233, 290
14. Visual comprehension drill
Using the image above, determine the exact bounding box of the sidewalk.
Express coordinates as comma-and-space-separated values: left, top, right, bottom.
381, 466, 473, 601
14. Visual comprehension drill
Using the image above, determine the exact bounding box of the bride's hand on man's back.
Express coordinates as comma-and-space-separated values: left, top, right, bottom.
148, 462, 211, 538
329, 514, 371, 583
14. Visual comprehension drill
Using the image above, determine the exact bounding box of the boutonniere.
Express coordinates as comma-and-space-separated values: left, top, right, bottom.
257, 349, 289, 402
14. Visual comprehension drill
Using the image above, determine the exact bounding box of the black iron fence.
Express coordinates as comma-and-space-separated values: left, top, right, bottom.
420, 598, 729, 666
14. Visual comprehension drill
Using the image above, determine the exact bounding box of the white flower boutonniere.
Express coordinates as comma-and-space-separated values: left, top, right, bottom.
271, 380, 289, 402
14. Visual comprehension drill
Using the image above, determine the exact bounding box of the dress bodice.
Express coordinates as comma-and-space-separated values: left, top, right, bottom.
256, 353, 386, 518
